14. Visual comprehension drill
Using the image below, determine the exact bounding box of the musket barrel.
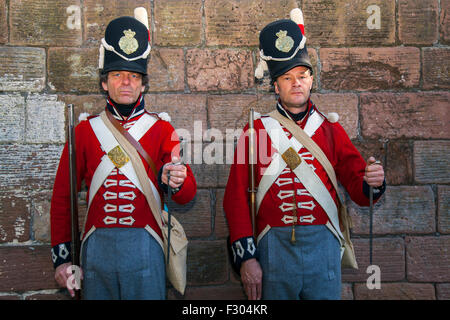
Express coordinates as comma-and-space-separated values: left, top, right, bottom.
67, 104, 81, 300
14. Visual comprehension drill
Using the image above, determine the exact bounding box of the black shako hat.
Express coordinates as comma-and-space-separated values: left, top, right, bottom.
255, 8, 312, 83
99, 7, 151, 75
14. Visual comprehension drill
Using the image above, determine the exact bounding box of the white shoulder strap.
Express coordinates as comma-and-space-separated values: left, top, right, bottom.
256, 111, 324, 213
87, 114, 160, 212
127, 113, 157, 141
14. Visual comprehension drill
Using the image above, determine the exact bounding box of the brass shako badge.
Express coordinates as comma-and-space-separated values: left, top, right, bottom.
275, 30, 294, 53
119, 29, 139, 55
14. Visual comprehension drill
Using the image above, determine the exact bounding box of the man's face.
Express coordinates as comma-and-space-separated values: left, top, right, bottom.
102, 71, 145, 105
274, 66, 313, 112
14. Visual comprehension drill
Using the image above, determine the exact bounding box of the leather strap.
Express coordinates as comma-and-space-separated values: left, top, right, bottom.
105, 110, 158, 176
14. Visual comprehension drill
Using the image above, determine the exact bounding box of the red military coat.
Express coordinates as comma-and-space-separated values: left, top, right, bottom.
50, 99, 196, 268
223, 100, 384, 268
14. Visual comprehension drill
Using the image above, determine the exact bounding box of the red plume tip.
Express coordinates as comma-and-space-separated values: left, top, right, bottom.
298, 24, 305, 35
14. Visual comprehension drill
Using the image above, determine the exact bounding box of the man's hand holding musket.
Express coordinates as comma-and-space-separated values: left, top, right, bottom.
55, 262, 83, 298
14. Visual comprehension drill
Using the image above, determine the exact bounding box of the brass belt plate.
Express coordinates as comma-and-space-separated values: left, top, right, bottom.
281, 147, 302, 170
107, 145, 130, 168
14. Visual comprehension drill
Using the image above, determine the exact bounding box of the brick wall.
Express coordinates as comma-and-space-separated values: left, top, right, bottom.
0, 0, 448, 300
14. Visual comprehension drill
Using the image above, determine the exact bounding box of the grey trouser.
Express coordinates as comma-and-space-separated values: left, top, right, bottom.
81, 228, 166, 300
258, 224, 341, 300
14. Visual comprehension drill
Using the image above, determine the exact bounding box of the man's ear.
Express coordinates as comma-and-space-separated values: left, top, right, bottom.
274, 81, 279, 95
101, 81, 108, 92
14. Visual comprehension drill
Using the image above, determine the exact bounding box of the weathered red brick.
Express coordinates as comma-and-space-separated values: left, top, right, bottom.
349, 186, 435, 235
0, 144, 62, 194
437, 283, 450, 300
26, 95, 66, 143
10, 0, 82, 46
398, 0, 439, 45
385, 140, 413, 185
321, 47, 420, 91
422, 48, 450, 90
0, 195, 31, 243
207, 94, 272, 133
154, 0, 202, 46
311, 93, 359, 139
307, 49, 319, 89
354, 283, 436, 300
406, 236, 450, 282
414, 141, 450, 183
190, 162, 219, 188
351, 140, 386, 168
205, 0, 298, 46
437, 186, 450, 234
31, 192, 52, 243
360, 92, 450, 139
190, 160, 230, 189
186, 49, 254, 92
0, 95, 26, 142
304, 0, 395, 46
255, 94, 278, 113
441, 0, 450, 44
147, 49, 185, 92
0, 246, 57, 291
168, 189, 212, 238
48, 48, 99, 93
0, 47, 46, 92
341, 283, 354, 300
214, 189, 229, 239
145, 94, 207, 143
83, 0, 151, 46
187, 240, 228, 285
57, 94, 106, 127
342, 238, 405, 282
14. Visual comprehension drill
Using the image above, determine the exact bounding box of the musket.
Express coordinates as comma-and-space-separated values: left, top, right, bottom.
67, 104, 81, 300
248, 109, 257, 237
